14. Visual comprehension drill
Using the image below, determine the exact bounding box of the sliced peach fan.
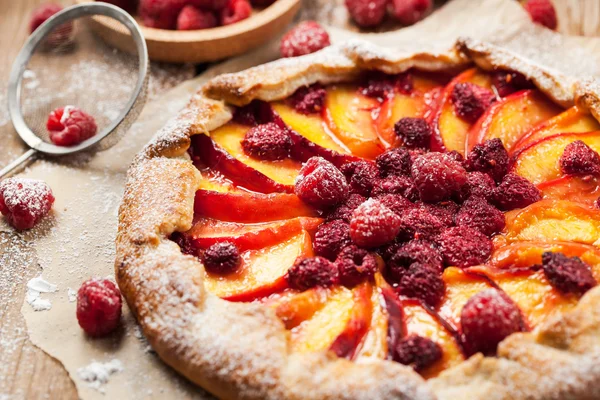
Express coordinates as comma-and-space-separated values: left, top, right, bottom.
173, 66, 600, 377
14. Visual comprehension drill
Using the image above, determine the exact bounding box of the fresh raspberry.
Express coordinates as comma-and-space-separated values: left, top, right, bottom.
295, 157, 349, 209
29, 3, 71, 39
76, 278, 122, 337
465, 138, 510, 183
170, 232, 197, 256
390, 0, 432, 25
350, 198, 402, 248
345, 0, 388, 28
446, 150, 464, 164
377, 193, 415, 216
493, 173, 542, 211
492, 70, 533, 97
233, 102, 260, 126
190, 0, 229, 10
103, 0, 138, 12
250, 0, 276, 6
451, 82, 496, 124
411, 152, 468, 203
460, 171, 496, 203
387, 240, 443, 282
202, 242, 241, 274
0, 178, 54, 230
176, 5, 217, 30
280, 21, 331, 58
241, 122, 292, 161
46, 106, 98, 147
397, 262, 445, 307
541, 252, 596, 295
460, 288, 523, 355
376, 147, 412, 177
372, 175, 419, 201
438, 226, 493, 268
288, 84, 327, 114
394, 117, 433, 150
419, 201, 458, 227
397, 208, 445, 242
455, 197, 505, 237
287, 256, 338, 290
326, 194, 366, 222
335, 245, 378, 287
139, 0, 187, 29
341, 161, 379, 197
220, 0, 252, 25
359, 72, 413, 99
523, 0, 557, 30
559, 140, 600, 176
314, 220, 351, 261
393, 334, 442, 371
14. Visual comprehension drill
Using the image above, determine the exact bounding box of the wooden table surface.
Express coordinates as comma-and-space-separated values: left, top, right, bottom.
0, 1, 597, 399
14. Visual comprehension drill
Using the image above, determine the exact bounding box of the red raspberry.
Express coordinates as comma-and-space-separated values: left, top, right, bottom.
419, 201, 458, 227
397, 263, 444, 307
493, 173, 541, 211
0, 178, 55, 230
341, 161, 379, 197
387, 240, 443, 282
455, 197, 505, 237
233, 102, 261, 126
411, 152, 468, 203
377, 193, 415, 216
202, 242, 240, 274
345, 0, 387, 28
335, 245, 378, 287
46, 106, 97, 147
359, 72, 413, 99
460, 288, 523, 355
280, 21, 331, 58
492, 70, 533, 97
295, 157, 349, 209
190, 0, 229, 10
460, 171, 496, 203
176, 6, 217, 30
287, 256, 338, 290
523, 0, 557, 30
314, 220, 351, 261
29, 3, 68, 34
465, 138, 510, 182
326, 193, 366, 222
76, 278, 122, 337
250, 0, 276, 6
241, 122, 292, 161
451, 82, 496, 124
376, 147, 412, 177
541, 252, 596, 295
438, 226, 493, 268
170, 232, 197, 256
559, 140, 600, 176
394, 117, 433, 150
220, 0, 251, 25
139, 0, 187, 29
393, 334, 442, 371
102, 0, 138, 12
372, 175, 419, 201
390, 0, 432, 25
288, 85, 327, 114
350, 198, 402, 248
397, 208, 445, 242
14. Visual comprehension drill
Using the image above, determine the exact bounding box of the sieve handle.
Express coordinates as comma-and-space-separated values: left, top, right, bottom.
0, 149, 37, 179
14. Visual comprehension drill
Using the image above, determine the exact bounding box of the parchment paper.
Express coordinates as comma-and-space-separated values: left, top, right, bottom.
8, 0, 600, 398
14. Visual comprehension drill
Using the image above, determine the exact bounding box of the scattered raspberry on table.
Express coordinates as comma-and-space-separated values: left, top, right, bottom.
76, 278, 123, 337
0, 178, 55, 230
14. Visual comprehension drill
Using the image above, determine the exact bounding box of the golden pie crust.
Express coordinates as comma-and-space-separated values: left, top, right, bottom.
116, 34, 600, 399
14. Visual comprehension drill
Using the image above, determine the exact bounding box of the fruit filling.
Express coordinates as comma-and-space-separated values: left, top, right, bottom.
173, 66, 600, 377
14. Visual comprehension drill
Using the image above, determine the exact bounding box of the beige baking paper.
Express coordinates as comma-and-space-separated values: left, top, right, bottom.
7, 0, 600, 398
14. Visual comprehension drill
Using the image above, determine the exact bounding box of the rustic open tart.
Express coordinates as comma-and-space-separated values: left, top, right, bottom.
116, 33, 600, 399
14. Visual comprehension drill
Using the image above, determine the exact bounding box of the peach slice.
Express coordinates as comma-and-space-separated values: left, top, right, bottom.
438, 267, 492, 325
538, 175, 600, 208
354, 280, 389, 360
192, 133, 292, 194
467, 90, 560, 152
512, 131, 600, 185
324, 85, 385, 159
209, 123, 303, 186
272, 287, 329, 329
204, 231, 313, 302
184, 217, 323, 251
430, 68, 493, 154
194, 190, 319, 223
503, 199, 600, 245
512, 106, 600, 153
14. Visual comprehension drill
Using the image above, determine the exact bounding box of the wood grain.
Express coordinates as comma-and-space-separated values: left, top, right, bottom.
0, 0, 597, 399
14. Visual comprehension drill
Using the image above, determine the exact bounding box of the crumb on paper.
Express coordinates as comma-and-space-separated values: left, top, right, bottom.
67, 287, 77, 302
77, 359, 124, 393
26, 275, 58, 312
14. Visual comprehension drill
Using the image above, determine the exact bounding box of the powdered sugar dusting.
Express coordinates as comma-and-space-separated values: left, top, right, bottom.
25, 275, 58, 312
77, 359, 124, 393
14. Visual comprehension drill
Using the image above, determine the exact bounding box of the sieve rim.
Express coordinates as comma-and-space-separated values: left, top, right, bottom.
7, 2, 149, 156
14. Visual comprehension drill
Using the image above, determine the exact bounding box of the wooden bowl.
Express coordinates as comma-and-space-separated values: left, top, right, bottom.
76, 0, 301, 63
